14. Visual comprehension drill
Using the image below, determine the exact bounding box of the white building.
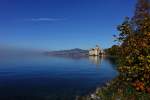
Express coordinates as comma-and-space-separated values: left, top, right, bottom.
89, 45, 102, 56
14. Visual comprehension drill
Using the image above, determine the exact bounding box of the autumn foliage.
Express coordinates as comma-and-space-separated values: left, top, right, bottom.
116, 0, 150, 93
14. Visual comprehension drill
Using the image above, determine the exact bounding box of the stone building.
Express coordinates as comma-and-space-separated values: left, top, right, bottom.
89, 45, 102, 56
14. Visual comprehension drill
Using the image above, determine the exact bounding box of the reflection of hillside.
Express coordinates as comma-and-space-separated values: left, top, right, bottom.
47, 55, 88, 61
89, 56, 102, 65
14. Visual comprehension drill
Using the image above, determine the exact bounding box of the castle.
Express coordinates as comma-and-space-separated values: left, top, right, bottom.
89, 45, 103, 56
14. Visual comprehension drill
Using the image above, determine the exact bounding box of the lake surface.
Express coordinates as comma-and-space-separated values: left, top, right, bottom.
0, 55, 118, 100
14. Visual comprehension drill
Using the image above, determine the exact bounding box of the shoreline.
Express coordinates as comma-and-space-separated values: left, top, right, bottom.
76, 76, 150, 100
75, 79, 114, 100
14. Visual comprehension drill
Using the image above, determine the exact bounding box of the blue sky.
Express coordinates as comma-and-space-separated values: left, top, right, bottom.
0, 0, 136, 51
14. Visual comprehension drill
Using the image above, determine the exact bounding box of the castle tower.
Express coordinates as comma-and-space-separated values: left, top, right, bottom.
89, 45, 101, 56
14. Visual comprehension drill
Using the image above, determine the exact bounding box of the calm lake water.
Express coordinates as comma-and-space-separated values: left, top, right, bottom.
0, 55, 118, 100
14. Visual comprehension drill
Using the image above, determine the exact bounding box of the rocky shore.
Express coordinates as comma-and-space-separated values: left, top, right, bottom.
76, 77, 150, 100
75, 81, 112, 100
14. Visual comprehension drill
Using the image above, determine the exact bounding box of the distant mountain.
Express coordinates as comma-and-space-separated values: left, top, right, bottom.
45, 48, 89, 58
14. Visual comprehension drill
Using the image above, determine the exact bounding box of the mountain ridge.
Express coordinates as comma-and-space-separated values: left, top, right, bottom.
45, 48, 89, 57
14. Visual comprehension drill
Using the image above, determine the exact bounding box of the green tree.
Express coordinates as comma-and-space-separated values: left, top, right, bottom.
104, 45, 120, 56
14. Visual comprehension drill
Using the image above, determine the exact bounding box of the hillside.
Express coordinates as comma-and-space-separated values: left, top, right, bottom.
45, 48, 89, 58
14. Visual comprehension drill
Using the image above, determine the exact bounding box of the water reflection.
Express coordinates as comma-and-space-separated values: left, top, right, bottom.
88, 56, 102, 65
0, 54, 118, 100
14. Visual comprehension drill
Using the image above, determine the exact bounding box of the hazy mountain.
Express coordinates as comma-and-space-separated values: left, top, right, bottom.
45, 48, 89, 58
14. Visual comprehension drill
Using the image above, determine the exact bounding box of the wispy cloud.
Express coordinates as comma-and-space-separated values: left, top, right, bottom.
26, 17, 65, 22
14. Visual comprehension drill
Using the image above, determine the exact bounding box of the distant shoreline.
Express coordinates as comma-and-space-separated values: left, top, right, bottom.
45, 48, 89, 58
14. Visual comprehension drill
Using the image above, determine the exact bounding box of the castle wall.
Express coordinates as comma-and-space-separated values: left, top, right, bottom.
89, 47, 101, 56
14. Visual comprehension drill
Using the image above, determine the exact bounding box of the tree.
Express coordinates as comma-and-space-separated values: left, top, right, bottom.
104, 45, 120, 56
116, 0, 150, 92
